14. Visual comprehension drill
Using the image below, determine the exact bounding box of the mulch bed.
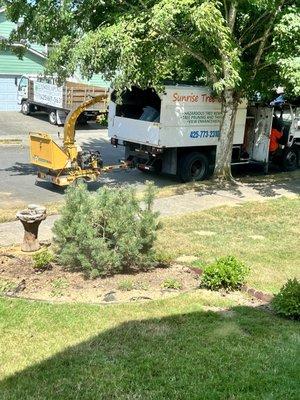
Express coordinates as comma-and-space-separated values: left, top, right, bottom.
0, 247, 272, 305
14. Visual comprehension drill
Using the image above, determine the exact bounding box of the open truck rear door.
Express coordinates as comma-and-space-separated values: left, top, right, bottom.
250, 107, 273, 166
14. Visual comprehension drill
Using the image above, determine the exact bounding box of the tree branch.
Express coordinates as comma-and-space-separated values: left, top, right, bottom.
165, 33, 218, 83
228, 1, 237, 32
242, 34, 270, 52
238, 11, 270, 44
223, 0, 228, 22
123, 0, 218, 84
253, 0, 285, 70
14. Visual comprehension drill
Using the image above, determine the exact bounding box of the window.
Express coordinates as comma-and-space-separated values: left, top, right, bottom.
18, 77, 28, 90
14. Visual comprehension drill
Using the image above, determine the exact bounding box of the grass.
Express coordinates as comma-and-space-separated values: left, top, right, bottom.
0, 292, 299, 399
50, 278, 69, 297
156, 197, 300, 293
161, 278, 182, 290
144, 169, 300, 199
0, 196, 299, 398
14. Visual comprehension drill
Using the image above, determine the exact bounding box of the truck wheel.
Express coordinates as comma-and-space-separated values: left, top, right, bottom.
49, 110, 58, 125
178, 152, 209, 182
21, 101, 31, 115
281, 147, 298, 171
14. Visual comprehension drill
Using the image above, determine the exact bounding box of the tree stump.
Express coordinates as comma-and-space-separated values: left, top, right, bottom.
16, 205, 46, 252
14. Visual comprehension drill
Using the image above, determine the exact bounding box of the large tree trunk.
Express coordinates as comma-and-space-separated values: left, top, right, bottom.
213, 89, 239, 181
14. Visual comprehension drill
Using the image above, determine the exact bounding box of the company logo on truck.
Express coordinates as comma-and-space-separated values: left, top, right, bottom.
172, 93, 220, 103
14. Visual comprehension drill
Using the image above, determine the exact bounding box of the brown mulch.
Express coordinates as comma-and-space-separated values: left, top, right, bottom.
0, 247, 200, 303
0, 247, 271, 306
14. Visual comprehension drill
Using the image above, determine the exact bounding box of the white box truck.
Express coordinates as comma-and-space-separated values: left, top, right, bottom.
17, 75, 108, 125
108, 85, 300, 181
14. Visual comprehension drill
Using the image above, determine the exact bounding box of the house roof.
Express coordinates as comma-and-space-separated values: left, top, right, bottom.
0, 7, 47, 60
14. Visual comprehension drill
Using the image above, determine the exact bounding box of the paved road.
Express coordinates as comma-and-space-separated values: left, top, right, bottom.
0, 112, 176, 208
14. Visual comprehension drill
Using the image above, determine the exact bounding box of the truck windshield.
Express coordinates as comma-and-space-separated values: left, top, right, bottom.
18, 77, 28, 90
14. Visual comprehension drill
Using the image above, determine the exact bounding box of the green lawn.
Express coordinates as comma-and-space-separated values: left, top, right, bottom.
0, 197, 299, 399
156, 197, 300, 292
0, 292, 299, 400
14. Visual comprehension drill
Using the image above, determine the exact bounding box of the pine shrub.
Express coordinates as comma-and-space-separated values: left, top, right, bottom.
201, 256, 250, 291
272, 278, 300, 320
53, 182, 160, 277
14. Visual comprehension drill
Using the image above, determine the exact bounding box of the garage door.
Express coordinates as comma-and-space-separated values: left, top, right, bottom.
0, 75, 20, 111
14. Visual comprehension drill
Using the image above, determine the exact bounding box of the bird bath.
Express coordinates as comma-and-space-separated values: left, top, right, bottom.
16, 204, 46, 252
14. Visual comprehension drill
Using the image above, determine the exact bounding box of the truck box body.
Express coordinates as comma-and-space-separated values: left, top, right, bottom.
108, 84, 299, 181
18, 75, 108, 125
109, 85, 247, 147
27, 80, 107, 112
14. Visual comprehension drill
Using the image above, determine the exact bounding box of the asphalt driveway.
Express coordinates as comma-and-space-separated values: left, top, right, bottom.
0, 112, 175, 208
0, 111, 299, 211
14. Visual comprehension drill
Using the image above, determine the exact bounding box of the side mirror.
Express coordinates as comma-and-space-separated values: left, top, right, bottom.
15, 77, 18, 86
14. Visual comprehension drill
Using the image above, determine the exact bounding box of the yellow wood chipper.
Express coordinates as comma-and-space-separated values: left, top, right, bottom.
29, 95, 130, 186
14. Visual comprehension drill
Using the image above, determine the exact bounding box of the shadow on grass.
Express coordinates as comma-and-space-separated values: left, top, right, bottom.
0, 304, 298, 400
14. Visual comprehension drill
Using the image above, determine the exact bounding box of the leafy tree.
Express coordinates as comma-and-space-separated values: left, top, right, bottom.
3, 0, 300, 179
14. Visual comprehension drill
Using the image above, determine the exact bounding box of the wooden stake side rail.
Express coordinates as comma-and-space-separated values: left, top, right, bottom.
27, 80, 108, 112
64, 85, 108, 111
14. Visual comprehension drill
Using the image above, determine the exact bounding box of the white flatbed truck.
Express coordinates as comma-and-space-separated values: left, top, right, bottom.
17, 75, 108, 126
108, 85, 300, 181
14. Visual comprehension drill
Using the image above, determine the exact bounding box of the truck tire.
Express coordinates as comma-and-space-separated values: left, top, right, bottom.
49, 110, 58, 125
178, 152, 209, 182
281, 147, 298, 171
21, 101, 31, 115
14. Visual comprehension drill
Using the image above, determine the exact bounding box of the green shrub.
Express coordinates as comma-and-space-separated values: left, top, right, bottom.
201, 256, 249, 291
96, 112, 108, 126
161, 278, 182, 290
272, 278, 300, 320
90, 269, 100, 280
118, 279, 134, 291
53, 182, 160, 277
32, 249, 54, 270
154, 250, 173, 267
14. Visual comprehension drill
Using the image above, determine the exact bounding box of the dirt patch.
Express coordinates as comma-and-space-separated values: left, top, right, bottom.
0, 248, 269, 307
0, 248, 200, 303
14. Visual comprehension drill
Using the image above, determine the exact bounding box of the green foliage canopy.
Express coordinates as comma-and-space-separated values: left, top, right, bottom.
2, 0, 300, 99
